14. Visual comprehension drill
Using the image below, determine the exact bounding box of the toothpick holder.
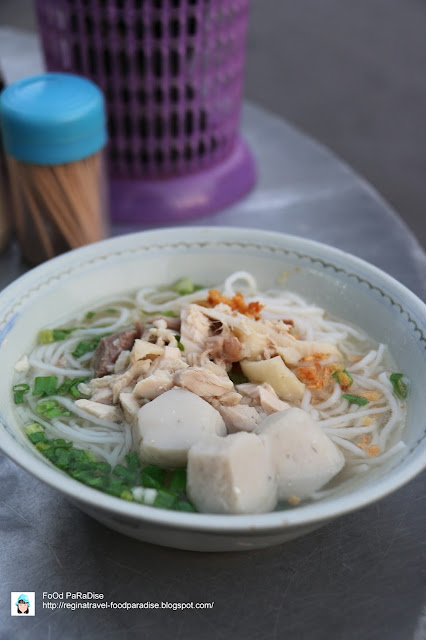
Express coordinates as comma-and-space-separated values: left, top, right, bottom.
0, 73, 108, 264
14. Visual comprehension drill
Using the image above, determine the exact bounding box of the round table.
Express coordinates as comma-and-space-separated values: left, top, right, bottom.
1, 104, 425, 640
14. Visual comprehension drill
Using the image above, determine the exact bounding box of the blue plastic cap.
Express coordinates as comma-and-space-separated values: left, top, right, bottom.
0, 73, 107, 165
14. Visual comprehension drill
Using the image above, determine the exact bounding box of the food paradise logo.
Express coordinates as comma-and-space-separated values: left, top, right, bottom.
11, 592, 35, 616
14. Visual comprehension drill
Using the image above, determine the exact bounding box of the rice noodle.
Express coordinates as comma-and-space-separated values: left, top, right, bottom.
13, 270, 407, 498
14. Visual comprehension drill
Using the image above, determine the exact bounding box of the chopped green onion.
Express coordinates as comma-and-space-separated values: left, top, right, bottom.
55, 449, 72, 468
69, 384, 82, 399
28, 431, 47, 444
57, 379, 77, 394
24, 423, 44, 435
125, 451, 141, 470
390, 373, 408, 400
85, 311, 96, 320
71, 469, 104, 487
228, 371, 249, 385
95, 461, 111, 474
24, 419, 191, 512
52, 328, 75, 341
72, 338, 99, 358
35, 399, 70, 418
13, 383, 30, 404
140, 309, 177, 318
160, 310, 177, 317
51, 438, 73, 449
35, 441, 51, 452
153, 489, 178, 509
33, 376, 58, 397
43, 448, 58, 461
173, 277, 195, 296
85, 476, 105, 489
38, 329, 54, 344
25, 429, 116, 487
332, 369, 353, 388
57, 376, 88, 399
174, 500, 196, 512
68, 468, 88, 481
193, 284, 205, 292
112, 464, 138, 485
106, 308, 118, 314
47, 408, 71, 419
105, 476, 129, 497
342, 393, 369, 406
72, 334, 110, 358
38, 328, 76, 344
141, 465, 167, 489
70, 448, 97, 464
175, 335, 184, 351
170, 468, 187, 492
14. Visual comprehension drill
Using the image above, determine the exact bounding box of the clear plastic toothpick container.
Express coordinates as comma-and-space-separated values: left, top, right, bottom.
0, 73, 108, 264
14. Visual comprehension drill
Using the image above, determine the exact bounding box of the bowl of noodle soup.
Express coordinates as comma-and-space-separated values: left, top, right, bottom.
0, 226, 425, 551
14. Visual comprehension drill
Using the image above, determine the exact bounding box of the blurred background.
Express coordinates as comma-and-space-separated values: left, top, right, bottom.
1, 0, 425, 248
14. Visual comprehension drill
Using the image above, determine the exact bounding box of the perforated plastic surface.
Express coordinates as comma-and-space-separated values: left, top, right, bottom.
35, 0, 250, 181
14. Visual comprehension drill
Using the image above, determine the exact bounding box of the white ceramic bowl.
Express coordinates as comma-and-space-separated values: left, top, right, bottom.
0, 227, 425, 551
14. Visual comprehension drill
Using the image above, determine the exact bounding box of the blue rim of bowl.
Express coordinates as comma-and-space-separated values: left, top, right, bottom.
0, 226, 425, 533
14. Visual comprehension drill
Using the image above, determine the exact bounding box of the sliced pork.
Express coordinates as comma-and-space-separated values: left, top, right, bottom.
92, 328, 140, 377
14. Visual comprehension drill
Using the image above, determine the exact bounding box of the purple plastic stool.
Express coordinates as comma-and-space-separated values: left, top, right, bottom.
35, 0, 256, 224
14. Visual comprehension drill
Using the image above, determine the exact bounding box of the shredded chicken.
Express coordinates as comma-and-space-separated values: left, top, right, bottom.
147, 315, 181, 331
237, 383, 263, 398
175, 366, 234, 398
237, 382, 290, 415
114, 350, 131, 374
217, 404, 262, 433
90, 374, 117, 389
111, 360, 151, 402
205, 335, 243, 364
182, 303, 341, 365
180, 304, 211, 353
149, 346, 188, 375
133, 370, 174, 400
258, 386, 290, 414
91, 387, 113, 405
130, 339, 164, 363
119, 392, 141, 424
218, 391, 243, 406
142, 319, 178, 348
75, 399, 123, 422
